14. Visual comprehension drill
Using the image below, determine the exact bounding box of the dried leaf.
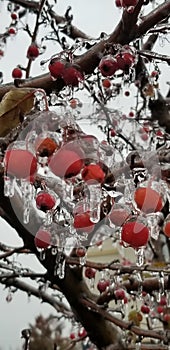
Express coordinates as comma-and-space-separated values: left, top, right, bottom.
0, 88, 35, 137
142, 83, 155, 97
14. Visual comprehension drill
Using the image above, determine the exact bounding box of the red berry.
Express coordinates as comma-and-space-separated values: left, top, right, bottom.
110, 129, 116, 137
122, 0, 138, 7
35, 137, 58, 157
34, 229, 51, 249
12, 67, 22, 79
163, 314, 170, 322
49, 149, 84, 178
102, 78, 111, 89
134, 187, 163, 214
27, 44, 39, 60
115, 0, 122, 7
116, 52, 135, 71
124, 90, 130, 97
156, 130, 164, 137
4, 149, 37, 179
36, 191, 56, 212
121, 221, 149, 248
48, 60, 65, 79
8, 27, 16, 35
99, 56, 118, 77
76, 246, 86, 257
128, 111, 135, 118
159, 296, 167, 306
122, 114, 127, 120
69, 98, 78, 109
157, 306, 164, 314
62, 66, 84, 87
11, 12, 18, 20
141, 304, 150, 314
109, 207, 130, 226
114, 288, 126, 300
81, 164, 105, 184
74, 212, 95, 233
97, 278, 110, 293
0, 49, 4, 57
84, 267, 96, 279
70, 333, 75, 340
151, 70, 159, 78
122, 52, 135, 66
163, 221, 170, 237
141, 133, 149, 141
78, 328, 87, 338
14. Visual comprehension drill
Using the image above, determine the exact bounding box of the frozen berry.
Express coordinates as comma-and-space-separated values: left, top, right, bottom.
141, 133, 149, 141
62, 66, 84, 87
114, 288, 126, 300
12, 67, 22, 78
11, 12, 18, 20
134, 187, 163, 213
35, 137, 58, 157
34, 229, 51, 249
78, 328, 87, 338
74, 212, 95, 233
76, 246, 86, 257
102, 78, 111, 89
81, 164, 105, 184
49, 149, 84, 178
110, 129, 116, 137
109, 207, 130, 226
141, 304, 150, 314
99, 56, 118, 77
84, 267, 96, 279
27, 44, 39, 60
4, 149, 37, 179
36, 191, 56, 212
121, 220, 149, 248
124, 90, 130, 97
97, 278, 110, 293
8, 27, 16, 35
70, 333, 76, 340
48, 59, 65, 79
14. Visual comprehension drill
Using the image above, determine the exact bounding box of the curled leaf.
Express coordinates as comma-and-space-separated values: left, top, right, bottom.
0, 88, 35, 137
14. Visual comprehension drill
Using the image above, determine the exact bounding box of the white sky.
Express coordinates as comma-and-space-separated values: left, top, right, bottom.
0, 0, 169, 349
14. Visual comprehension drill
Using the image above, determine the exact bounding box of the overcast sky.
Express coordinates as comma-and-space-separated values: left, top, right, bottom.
0, 0, 168, 349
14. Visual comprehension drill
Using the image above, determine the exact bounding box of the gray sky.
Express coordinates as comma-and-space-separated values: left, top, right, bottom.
0, 0, 168, 349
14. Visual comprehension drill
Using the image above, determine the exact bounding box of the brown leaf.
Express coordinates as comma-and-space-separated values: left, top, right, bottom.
0, 88, 35, 137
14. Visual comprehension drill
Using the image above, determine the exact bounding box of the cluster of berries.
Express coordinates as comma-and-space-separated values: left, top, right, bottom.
48, 58, 84, 87
98, 46, 136, 77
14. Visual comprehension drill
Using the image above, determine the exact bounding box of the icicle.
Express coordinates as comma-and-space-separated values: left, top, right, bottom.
64, 180, 74, 202
76, 246, 87, 265
146, 213, 161, 240
44, 210, 53, 225
51, 247, 58, 255
6, 288, 13, 303
38, 249, 46, 261
4, 176, 15, 197
57, 259, 66, 279
135, 341, 141, 350
50, 91, 58, 106
53, 248, 65, 278
79, 254, 86, 266
21, 180, 33, 224
98, 142, 114, 169
89, 277, 95, 289
88, 183, 101, 223
135, 248, 144, 267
